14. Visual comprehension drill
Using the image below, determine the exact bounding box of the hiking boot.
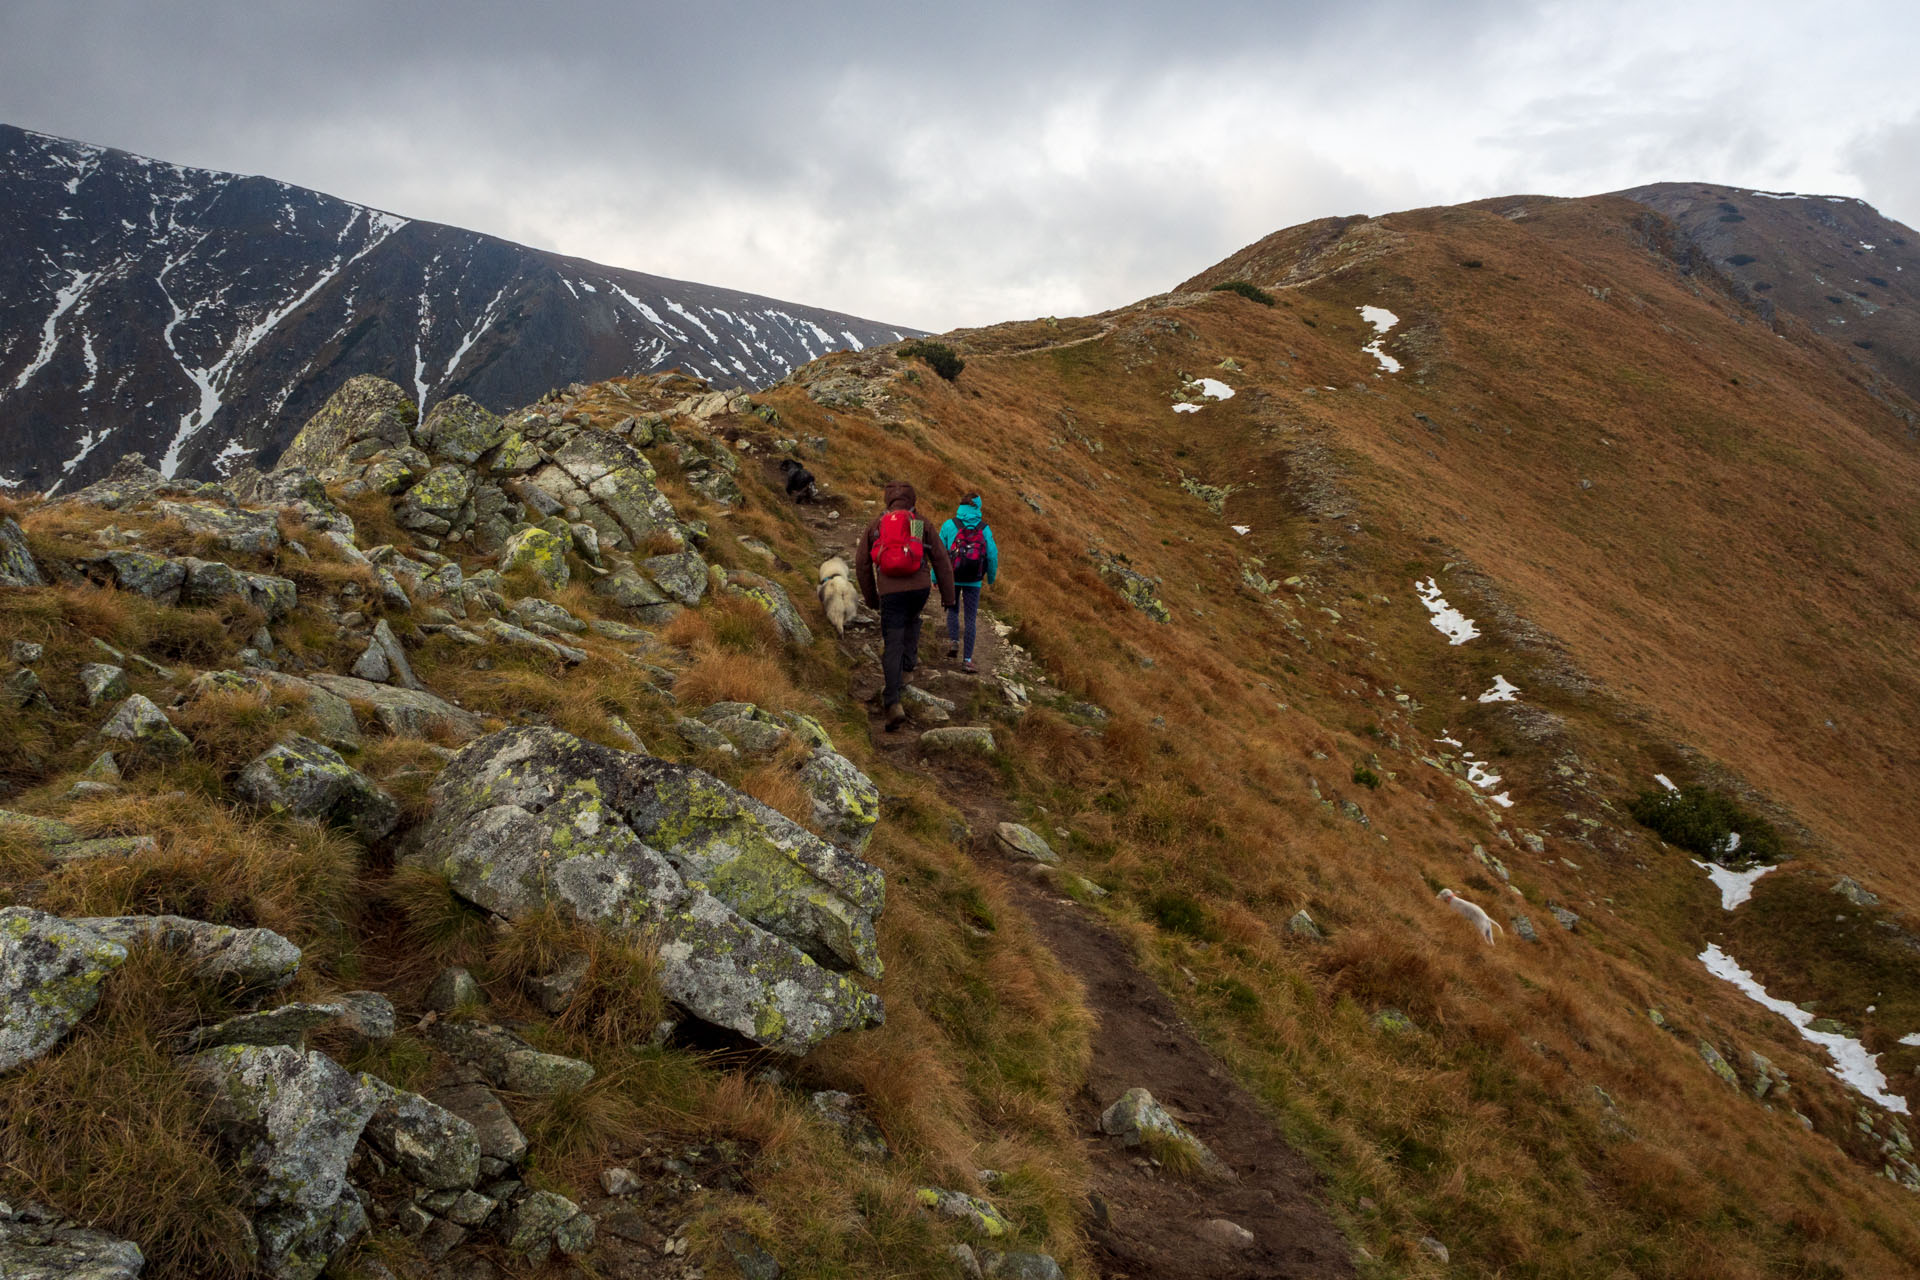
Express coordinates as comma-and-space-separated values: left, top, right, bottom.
947, 645, 959, 659
884, 703, 906, 731
963, 659, 978, 673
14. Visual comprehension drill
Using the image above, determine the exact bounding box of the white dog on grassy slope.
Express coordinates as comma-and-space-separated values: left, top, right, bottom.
817, 556, 860, 637
1438, 888, 1503, 945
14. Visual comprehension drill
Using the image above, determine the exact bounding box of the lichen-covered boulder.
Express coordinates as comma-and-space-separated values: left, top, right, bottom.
361, 1076, 481, 1190
78, 915, 300, 991
799, 751, 880, 852
88, 549, 185, 602
547, 433, 681, 550
509, 597, 586, 634
482, 618, 587, 664
0, 908, 129, 1073
0, 516, 45, 588
1099, 1087, 1233, 1180
186, 1043, 379, 1210
1091, 551, 1170, 623
417, 395, 507, 464
186, 670, 362, 752
723, 570, 814, 647
349, 618, 423, 691
277, 375, 418, 484
97, 693, 191, 756
500, 526, 570, 589
503, 1189, 594, 1262
0, 1202, 144, 1278
409, 727, 884, 1052
255, 1196, 366, 1280
398, 464, 474, 529
78, 662, 129, 707
592, 560, 681, 624
153, 499, 281, 555
915, 1187, 1011, 1237
235, 736, 400, 840
919, 725, 996, 754
641, 549, 709, 606
188, 995, 390, 1052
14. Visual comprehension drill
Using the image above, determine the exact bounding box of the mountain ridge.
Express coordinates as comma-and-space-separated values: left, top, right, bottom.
0, 123, 920, 492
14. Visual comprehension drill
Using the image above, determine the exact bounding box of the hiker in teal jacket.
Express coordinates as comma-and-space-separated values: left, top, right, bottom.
939, 494, 999, 672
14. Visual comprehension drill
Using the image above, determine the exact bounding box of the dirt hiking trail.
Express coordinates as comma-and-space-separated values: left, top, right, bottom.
793, 495, 1356, 1279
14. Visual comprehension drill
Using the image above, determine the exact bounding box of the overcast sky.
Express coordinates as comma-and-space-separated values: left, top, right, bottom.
5, 1, 1917, 332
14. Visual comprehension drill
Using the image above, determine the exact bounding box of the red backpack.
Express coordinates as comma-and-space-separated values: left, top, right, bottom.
874, 509, 926, 577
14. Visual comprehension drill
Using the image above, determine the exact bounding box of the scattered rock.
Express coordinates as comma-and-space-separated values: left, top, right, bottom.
723, 570, 814, 647
77, 663, 129, 707
424, 966, 484, 1013
502, 1189, 593, 1262
0, 1202, 144, 1278
361, 1077, 482, 1190
978, 1251, 1065, 1280
1548, 903, 1580, 931
234, 736, 399, 840
78, 914, 300, 992
1832, 877, 1879, 907
350, 618, 425, 691
0, 516, 45, 587
1418, 1235, 1450, 1264
1510, 914, 1539, 943
810, 1089, 891, 1160
497, 1048, 595, 1095
920, 726, 996, 754
97, 693, 192, 756
500, 526, 571, 589
1196, 1217, 1256, 1250
1370, 1008, 1417, 1035
0, 908, 129, 1072
994, 822, 1057, 864
915, 1187, 1010, 1237
1697, 1039, 1740, 1087
901, 684, 954, 722
600, 1166, 643, 1196
1099, 1087, 1233, 1180
306, 675, 488, 742
1285, 909, 1325, 940
798, 750, 881, 852
428, 1080, 527, 1169
724, 1229, 782, 1280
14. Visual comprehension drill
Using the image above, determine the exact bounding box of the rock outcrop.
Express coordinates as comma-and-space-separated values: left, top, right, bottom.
408, 727, 884, 1052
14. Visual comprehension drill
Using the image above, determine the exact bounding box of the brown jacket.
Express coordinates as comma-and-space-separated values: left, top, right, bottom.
856, 481, 956, 609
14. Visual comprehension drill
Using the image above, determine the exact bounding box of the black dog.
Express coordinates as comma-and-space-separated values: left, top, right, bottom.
779, 458, 818, 503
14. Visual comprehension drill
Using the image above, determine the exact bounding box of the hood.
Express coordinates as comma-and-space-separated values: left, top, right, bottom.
883, 480, 917, 510
954, 496, 983, 529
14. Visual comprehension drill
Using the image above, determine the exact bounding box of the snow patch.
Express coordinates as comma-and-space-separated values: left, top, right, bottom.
1901, 1033, 1920, 1048
212, 438, 256, 475
1231, 525, 1251, 535
1478, 675, 1520, 703
1691, 860, 1777, 910
1655, 773, 1678, 791
1700, 943, 1907, 1113
1358, 305, 1402, 373
839, 330, 865, 352
664, 299, 721, 344
10, 267, 97, 391
60, 427, 110, 474
1172, 402, 1202, 414
1415, 578, 1480, 645
1436, 733, 1463, 747
1466, 760, 1503, 790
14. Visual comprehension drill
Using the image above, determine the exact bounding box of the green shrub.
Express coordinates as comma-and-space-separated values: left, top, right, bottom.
1352, 765, 1381, 790
1209, 280, 1275, 306
897, 340, 964, 381
1147, 891, 1218, 940
1629, 785, 1782, 864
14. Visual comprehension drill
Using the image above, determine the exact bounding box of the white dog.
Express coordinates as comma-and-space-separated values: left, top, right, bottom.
817, 557, 860, 637
1437, 888, 1502, 945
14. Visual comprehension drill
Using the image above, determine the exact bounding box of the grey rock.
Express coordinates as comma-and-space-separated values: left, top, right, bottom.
723, 570, 813, 647
675, 715, 733, 752
600, 1166, 643, 1196
351, 618, 424, 691
915, 1187, 1011, 1237
920, 726, 996, 754
481, 618, 587, 664
77, 663, 129, 707
724, 1230, 781, 1280
503, 1189, 590, 1259
901, 684, 955, 722
548, 432, 682, 550
234, 736, 399, 840
187, 1001, 355, 1052
7, 667, 52, 712
1419, 1235, 1450, 1264
509, 597, 586, 634
306, 674, 487, 742
428, 1080, 527, 1168
9, 640, 43, 663
641, 549, 710, 606
255, 1189, 369, 1280
418, 396, 507, 464
1285, 909, 1324, 940
1549, 904, 1580, 931
77, 914, 300, 991
362, 1077, 482, 1190
88, 549, 184, 602
152, 499, 281, 555
809, 1089, 890, 1160
498, 1048, 595, 1095
0, 516, 44, 587
1511, 914, 1540, 943
186, 1043, 378, 1210
499, 526, 571, 589
707, 714, 789, 755
1099, 1087, 1233, 1180
798, 750, 880, 852
97, 693, 191, 755
994, 823, 1057, 864
333, 991, 396, 1039
1833, 876, 1880, 907
276, 376, 418, 484
527, 952, 590, 1015
185, 669, 362, 752
980, 1251, 1065, 1280
0, 908, 129, 1072
0, 1201, 145, 1278
423, 966, 484, 1013
446, 1189, 497, 1226
408, 727, 885, 1052
592, 560, 682, 624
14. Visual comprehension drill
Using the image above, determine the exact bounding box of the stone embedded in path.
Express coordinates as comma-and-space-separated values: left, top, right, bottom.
0, 907, 129, 1073
901, 684, 954, 722
994, 822, 1057, 864
919, 725, 996, 754
1099, 1087, 1234, 1180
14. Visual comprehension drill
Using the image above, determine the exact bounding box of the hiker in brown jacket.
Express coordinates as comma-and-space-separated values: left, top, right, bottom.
855, 480, 956, 730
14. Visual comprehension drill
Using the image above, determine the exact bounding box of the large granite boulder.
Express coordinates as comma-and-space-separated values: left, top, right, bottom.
276, 376, 418, 485
547, 433, 682, 550
408, 727, 884, 1053
77, 915, 300, 992
499, 526, 570, 590
361, 1076, 481, 1190
305, 675, 487, 742
152, 499, 281, 555
0, 908, 129, 1073
0, 516, 44, 588
416, 395, 507, 465
234, 736, 400, 841
798, 750, 881, 853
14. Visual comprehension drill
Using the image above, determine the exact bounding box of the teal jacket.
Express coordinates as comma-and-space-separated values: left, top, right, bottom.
939, 497, 999, 586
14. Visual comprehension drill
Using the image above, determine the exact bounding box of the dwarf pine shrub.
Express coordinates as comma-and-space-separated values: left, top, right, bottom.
898, 340, 964, 381
1629, 785, 1782, 864
1209, 280, 1275, 306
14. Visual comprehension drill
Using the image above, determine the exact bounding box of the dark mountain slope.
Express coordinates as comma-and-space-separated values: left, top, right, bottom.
0, 124, 917, 491
1620, 181, 1920, 414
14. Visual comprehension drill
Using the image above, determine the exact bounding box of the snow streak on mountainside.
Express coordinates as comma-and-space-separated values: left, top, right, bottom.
0, 125, 919, 490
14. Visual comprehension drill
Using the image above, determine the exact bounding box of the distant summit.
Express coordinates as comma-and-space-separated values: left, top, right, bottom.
0, 124, 919, 490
